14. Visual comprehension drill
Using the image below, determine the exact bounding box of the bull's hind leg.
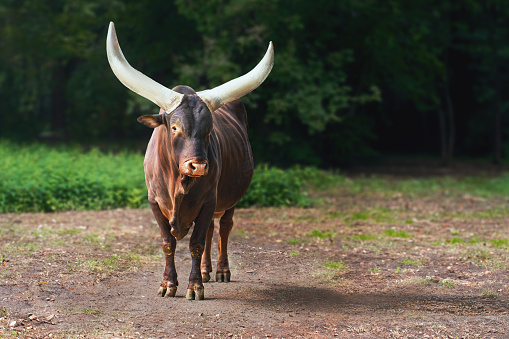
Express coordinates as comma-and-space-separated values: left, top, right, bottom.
216, 207, 235, 282
150, 202, 178, 297
200, 220, 214, 282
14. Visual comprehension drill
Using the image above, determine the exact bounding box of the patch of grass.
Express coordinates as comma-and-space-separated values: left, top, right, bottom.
492, 239, 509, 247
289, 251, 300, 256
307, 229, 333, 239
369, 266, 380, 273
384, 228, 410, 238
482, 290, 499, 298
448, 237, 464, 244
342, 208, 397, 224
349, 233, 378, 242
395, 266, 407, 274
0, 270, 13, 279
342, 174, 509, 199
37, 228, 82, 237
293, 215, 318, 223
0, 307, 8, 317
401, 259, 424, 266
82, 233, 102, 243
2, 242, 40, 257
68, 253, 143, 272
328, 211, 344, 219
439, 280, 455, 288
418, 276, 434, 286
62, 307, 101, 317
323, 260, 348, 270
235, 229, 249, 238
469, 236, 484, 245
461, 247, 509, 270
286, 238, 304, 245
349, 211, 370, 221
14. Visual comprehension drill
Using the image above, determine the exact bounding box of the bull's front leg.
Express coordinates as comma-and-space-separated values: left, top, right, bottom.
201, 220, 214, 282
150, 202, 179, 298
186, 204, 215, 300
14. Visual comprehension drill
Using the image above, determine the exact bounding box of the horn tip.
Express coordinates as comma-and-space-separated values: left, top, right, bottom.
267, 41, 274, 60
107, 22, 118, 47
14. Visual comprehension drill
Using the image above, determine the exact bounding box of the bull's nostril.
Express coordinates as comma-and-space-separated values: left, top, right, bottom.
183, 160, 208, 176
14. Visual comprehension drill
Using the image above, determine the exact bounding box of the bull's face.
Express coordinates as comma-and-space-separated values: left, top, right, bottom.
138, 95, 213, 178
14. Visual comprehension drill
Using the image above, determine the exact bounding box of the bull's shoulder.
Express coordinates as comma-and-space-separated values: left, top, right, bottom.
216, 99, 248, 129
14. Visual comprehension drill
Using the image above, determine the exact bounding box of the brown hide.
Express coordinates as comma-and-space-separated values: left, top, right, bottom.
144, 97, 253, 241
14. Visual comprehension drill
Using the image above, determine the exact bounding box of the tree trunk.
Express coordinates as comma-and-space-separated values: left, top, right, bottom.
48, 60, 76, 139
438, 105, 449, 165
444, 82, 455, 163
50, 66, 66, 137
493, 96, 502, 164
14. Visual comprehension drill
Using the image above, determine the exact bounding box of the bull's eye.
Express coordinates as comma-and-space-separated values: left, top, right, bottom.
171, 126, 179, 133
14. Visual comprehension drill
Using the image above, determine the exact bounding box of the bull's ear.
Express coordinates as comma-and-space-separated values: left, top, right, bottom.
137, 114, 164, 128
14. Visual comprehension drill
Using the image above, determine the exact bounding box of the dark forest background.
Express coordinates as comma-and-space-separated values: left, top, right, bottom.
1, 0, 508, 167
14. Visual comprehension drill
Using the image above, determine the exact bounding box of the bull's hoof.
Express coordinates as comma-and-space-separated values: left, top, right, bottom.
157, 286, 177, 297
215, 272, 231, 283
201, 271, 211, 283
186, 286, 205, 300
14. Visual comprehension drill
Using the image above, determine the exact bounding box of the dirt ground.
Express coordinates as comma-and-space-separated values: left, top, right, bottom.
1, 178, 509, 338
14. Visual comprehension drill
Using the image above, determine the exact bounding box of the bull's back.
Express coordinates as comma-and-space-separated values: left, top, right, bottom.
213, 100, 254, 211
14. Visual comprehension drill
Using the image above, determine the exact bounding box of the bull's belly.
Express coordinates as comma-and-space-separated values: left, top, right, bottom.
214, 166, 253, 213
213, 211, 225, 219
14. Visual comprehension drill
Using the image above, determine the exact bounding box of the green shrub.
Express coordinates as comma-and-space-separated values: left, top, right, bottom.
1, 142, 343, 212
238, 165, 311, 207
0, 141, 147, 212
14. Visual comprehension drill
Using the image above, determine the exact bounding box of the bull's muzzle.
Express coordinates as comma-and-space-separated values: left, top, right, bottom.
181, 160, 208, 177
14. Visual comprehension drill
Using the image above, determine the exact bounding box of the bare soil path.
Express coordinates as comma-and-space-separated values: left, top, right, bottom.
1, 185, 509, 338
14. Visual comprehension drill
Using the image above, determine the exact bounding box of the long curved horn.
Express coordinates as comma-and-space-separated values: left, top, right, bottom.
106, 22, 183, 113
198, 42, 274, 112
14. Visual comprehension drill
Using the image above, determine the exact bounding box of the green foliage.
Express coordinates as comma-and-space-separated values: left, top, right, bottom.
440, 280, 455, 288
491, 239, 509, 247
349, 234, 378, 242
449, 237, 464, 245
0, 141, 147, 212
384, 229, 411, 238
482, 290, 500, 298
401, 259, 423, 266
323, 260, 348, 271
238, 165, 314, 207
286, 239, 304, 245
307, 229, 334, 239
1, 143, 344, 212
68, 253, 142, 272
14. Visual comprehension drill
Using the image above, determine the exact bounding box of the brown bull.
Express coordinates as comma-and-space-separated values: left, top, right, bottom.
106, 22, 274, 300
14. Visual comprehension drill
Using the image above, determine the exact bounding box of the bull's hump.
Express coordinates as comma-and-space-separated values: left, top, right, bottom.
172, 85, 197, 95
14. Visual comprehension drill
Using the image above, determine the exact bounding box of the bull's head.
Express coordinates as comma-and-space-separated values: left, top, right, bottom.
106, 22, 273, 178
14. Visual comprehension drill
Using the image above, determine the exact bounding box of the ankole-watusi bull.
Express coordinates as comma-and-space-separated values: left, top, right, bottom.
106, 22, 273, 300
